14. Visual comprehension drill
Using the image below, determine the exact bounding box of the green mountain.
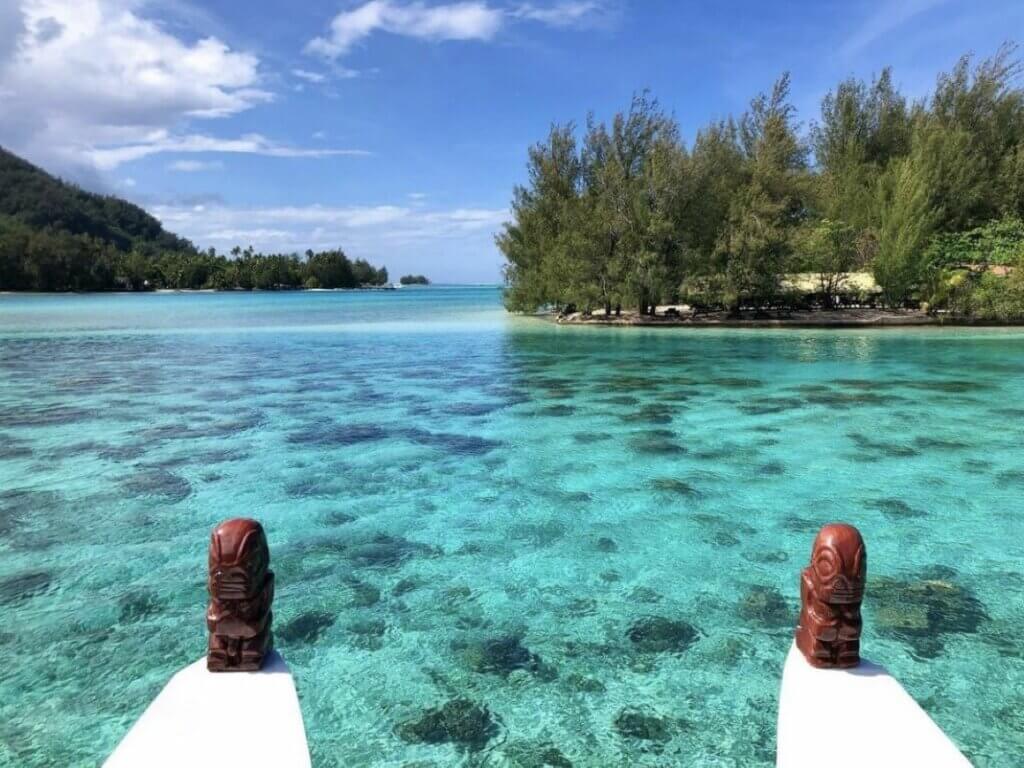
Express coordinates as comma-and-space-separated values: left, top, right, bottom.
0, 147, 389, 292
0, 146, 193, 255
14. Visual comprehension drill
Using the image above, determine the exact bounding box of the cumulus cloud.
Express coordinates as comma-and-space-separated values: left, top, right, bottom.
0, 0, 360, 178
307, 1, 504, 58
306, 0, 603, 59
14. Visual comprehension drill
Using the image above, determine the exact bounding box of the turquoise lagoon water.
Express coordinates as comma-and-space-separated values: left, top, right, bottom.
1, 287, 1023, 767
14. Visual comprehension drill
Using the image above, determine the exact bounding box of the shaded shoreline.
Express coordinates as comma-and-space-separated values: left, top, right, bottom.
546, 308, 1015, 328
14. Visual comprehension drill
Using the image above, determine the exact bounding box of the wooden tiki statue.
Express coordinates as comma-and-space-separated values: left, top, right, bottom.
794, 523, 866, 669
207, 518, 275, 671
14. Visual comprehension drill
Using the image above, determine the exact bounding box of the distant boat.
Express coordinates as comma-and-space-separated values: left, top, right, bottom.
391, 283, 403, 289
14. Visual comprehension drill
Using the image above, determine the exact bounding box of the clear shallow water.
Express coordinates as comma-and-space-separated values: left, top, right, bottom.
1, 287, 1022, 767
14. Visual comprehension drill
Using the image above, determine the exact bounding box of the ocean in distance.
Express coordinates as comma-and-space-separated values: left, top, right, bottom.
0, 286, 1022, 766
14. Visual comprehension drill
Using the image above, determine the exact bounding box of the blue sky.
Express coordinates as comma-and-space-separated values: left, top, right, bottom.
0, 1, 1021, 282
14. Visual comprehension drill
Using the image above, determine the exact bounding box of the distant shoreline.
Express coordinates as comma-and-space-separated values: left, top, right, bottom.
546, 308, 1020, 328
0, 286, 406, 296
0, 285, 499, 296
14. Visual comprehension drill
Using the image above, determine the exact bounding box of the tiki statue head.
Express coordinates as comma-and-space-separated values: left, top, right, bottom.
208, 518, 270, 600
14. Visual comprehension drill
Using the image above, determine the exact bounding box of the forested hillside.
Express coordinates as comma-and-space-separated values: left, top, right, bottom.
500, 46, 1024, 320
0, 147, 388, 291
0, 147, 194, 256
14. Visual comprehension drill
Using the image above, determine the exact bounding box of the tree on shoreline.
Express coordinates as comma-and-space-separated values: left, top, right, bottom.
499, 44, 1024, 319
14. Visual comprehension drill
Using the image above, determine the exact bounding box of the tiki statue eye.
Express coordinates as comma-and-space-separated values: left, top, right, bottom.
814, 548, 839, 580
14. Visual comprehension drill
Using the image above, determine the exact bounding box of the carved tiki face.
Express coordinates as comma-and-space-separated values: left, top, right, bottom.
208, 518, 269, 601
805, 523, 866, 605
207, 518, 273, 640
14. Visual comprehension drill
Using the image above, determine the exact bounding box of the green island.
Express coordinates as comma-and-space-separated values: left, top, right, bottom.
499, 46, 1024, 325
399, 274, 431, 285
0, 147, 389, 291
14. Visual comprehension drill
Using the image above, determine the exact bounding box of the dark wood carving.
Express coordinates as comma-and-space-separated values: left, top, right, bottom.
207, 518, 274, 672
795, 523, 866, 668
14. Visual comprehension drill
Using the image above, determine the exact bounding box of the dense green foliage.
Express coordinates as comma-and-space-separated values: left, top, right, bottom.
499, 46, 1024, 318
0, 147, 192, 255
0, 147, 388, 291
399, 274, 431, 285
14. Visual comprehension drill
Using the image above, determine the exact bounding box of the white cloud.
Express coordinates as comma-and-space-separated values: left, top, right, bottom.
168, 159, 224, 172
511, 1, 602, 26
292, 68, 327, 83
307, 1, 505, 59
305, 0, 606, 59
87, 132, 369, 170
0, 0, 360, 178
153, 201, 506, 251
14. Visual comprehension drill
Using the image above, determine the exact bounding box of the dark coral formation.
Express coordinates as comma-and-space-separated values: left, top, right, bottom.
464, 635, 543, 676
504, 742, 574, 767
738, 585, 793, 629
347, 619, 386, 650
122, 469, 192, 503
540, 404, 576, 417
117, 589, 165, 623
870, 574, 988, 659
650, 478, 700, 497
278, 611, 335, 645
391, 576, 420, 596
757, 460, 786, 477
287, 423, 502, 456
738, 396, 804, 415
564, 597, 598, 618
627, 616, 700, 654
707, 530, 740, 547
0, 570, 52, 604
711, 377, 763, 389
564, 673, 605, 693
613, 707, 673, 741
628, 586, 662, 603
287, 423, 388, 447
847, 432, 919, 458
343, 578, 381, 607
865, 497, 926, 518
621, 405, 674, 425
347, 534, 440, 569
630, 433, 686, 455
396, 698, 497, 752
